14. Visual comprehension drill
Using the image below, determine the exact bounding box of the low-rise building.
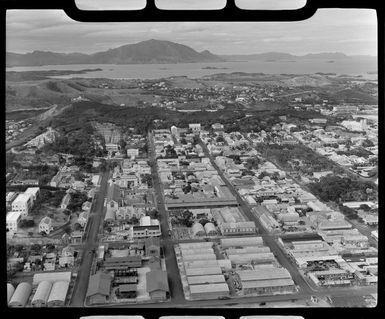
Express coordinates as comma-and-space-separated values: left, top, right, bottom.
146, 270, 169, 301
6, 211, 21, 232
86, 272, 112, 305
12, 193, 33, 217
39, 216, 53, 235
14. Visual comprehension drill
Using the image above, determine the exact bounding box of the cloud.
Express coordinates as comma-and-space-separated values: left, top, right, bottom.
6, 9, 377, 56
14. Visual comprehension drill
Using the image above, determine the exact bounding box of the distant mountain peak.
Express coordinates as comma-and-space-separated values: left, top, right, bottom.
7, 39, 224, 66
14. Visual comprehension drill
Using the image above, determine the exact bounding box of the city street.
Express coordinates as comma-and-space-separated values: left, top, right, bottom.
99, 283, 377, 308
148, 131, 185, 303
198, 137, 316, 295
69, 170, 109, 307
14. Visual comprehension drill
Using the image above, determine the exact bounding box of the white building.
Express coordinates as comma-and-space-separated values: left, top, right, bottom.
12, 193, 33, 217
6, 211, 21, 232
24, 187, 40, 202
189, 123, 201, 133
126, 148, 139, 158
39, 217, 53, 235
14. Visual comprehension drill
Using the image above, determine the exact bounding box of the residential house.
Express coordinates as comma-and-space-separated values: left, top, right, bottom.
60, 194, 71, 210
39, 217, 53, 235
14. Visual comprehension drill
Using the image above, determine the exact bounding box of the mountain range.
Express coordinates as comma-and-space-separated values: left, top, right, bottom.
6, 39, 374, 67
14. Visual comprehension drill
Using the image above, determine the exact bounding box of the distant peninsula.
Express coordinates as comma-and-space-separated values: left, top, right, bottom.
6, 68, 102, 81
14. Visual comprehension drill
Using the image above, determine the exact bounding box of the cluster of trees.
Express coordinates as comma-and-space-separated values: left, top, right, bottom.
67, 192, 89, 212
307, 176, 377, 203
339, 205, 359, 220
257, 143, 340, 174
172, 210, 194, 227
147, 209, 160, 220
141, 174, 153, 187
19, 219, 35, 228
245, 157, 260, 170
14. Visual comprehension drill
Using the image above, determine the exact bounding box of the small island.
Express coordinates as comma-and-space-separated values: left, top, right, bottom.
202, 66, 229, 70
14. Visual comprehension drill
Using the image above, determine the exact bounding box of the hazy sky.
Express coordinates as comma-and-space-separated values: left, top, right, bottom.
6, 9, 377, 56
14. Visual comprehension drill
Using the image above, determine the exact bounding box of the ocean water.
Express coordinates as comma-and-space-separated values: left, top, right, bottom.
6, 58, 377, 80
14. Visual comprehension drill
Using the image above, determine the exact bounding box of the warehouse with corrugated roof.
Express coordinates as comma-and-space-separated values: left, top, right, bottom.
47, 281, 69, 307
185, 266, 223, 276
220, 236, 263, 249
226, 246, 271, 255
33, 271, 72, 285
9, 282, 32, 307
182, 253, 216, 261
227, 252, 276, 265
7, 283, 15, 304
179, 242, 213, 249
237, 268, 296, 295
189, 283, 230, 300
187, 275, 226, 285
181, 248, 214, 255
31, 280, 52, 307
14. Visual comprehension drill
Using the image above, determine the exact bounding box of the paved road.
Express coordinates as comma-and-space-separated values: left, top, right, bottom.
69, 170, 110, 307
147, 131, 185, 304
98, 284, 376, 308
198, 137, 314, 296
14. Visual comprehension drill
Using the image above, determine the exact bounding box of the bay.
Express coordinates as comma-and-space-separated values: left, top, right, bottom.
6, 58, 377, 80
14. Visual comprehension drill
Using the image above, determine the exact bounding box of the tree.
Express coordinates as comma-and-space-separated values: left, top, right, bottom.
19, 219, 35, 228
359, 204, 371, 211
73, 223, 83, 231
64, 226, 72, 234
245, 157, 260, 170
216, 136, 225, 143
148, 209, 160, 220
199, 219, 210, 227
118, 139, 127, 150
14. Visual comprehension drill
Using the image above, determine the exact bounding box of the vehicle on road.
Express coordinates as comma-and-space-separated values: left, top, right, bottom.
218, 296, 231, 300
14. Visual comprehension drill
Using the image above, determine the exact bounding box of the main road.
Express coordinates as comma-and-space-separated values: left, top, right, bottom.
69, 170, 110, 307
198, 137, 315, 296
147, 131, 185, 303
99, 283, 376, 308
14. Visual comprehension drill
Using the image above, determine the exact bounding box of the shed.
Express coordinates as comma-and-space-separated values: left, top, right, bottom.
146, 270, 169, 301
33, 272, 72, 285
204, 222, 217, 236
86, 272, 111, 305
192, 222, 205, 236
220, 236, 263, 249
31, 280, 52, 307
9, 282, 32, 307
47, 281, 69, 307
7, 283, 15, 304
